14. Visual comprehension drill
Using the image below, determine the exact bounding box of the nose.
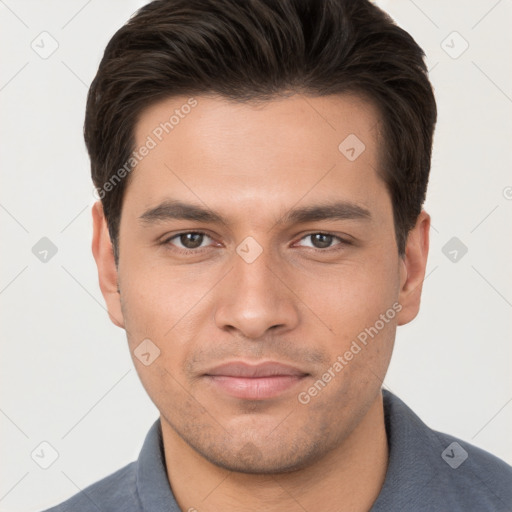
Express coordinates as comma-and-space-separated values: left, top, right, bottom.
213, 245, 300, 340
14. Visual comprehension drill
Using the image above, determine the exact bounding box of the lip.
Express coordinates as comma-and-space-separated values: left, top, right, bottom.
204, 361, 308, 400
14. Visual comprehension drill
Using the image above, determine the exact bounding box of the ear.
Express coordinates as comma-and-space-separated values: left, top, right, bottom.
91, 201, 125, 328
396, 210, 430, 326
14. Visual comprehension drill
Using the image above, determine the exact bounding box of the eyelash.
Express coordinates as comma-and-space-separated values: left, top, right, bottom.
161, 231, 352, 255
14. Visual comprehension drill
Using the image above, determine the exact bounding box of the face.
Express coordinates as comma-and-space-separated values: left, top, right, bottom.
93, 93, 429, 473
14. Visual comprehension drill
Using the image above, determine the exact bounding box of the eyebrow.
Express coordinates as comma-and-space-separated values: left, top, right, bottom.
138, 199, 372, 226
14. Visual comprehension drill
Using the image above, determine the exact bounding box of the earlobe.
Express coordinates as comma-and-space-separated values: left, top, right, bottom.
91, 201, 125, 329
396, 210, 430, 326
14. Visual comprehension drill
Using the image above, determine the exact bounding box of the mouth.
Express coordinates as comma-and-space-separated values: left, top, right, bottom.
204, 361, 309, 400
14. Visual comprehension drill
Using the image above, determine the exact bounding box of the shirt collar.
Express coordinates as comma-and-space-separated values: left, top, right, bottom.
136, 419, 181, 512
370, 389, 442, 510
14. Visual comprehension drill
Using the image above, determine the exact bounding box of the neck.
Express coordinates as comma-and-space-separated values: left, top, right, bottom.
161, 392, 388, 512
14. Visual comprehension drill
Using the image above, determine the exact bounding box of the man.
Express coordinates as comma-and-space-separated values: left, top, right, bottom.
44, 0, 512, 510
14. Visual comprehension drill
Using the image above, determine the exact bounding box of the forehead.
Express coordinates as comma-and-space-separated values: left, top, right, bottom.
127, 93, 389, 225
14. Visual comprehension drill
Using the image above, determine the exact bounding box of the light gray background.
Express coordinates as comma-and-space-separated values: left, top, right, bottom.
1, 1, 511, 510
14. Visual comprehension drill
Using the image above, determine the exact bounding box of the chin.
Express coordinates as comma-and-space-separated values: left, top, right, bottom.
190, 435, 326, 475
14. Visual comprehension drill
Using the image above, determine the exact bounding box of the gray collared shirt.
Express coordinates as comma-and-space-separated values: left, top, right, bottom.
42, 390, 512, 511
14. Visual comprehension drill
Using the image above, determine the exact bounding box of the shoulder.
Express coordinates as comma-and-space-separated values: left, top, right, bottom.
425, 427, 512, 510
377, 390, 512, 512
40, 418, 176, 512
40, 461, 141, 512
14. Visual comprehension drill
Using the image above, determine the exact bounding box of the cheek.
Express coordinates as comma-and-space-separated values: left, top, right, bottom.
298, 252, 399, 392
304, 256, 400, 332
119, 262, 218, 402
120, 259, 211, 338
119, 273, 197, 409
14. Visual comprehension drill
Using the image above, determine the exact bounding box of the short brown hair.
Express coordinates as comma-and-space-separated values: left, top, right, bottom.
85, 0, 437, 261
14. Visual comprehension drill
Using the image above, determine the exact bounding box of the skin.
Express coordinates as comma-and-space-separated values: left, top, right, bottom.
92, 93, 430, 511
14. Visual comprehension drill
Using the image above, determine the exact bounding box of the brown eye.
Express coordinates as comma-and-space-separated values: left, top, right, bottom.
297, 233, 343, 250
179, 232, 205, 249
165, 231, 212, 251
310, 233, 334, 249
